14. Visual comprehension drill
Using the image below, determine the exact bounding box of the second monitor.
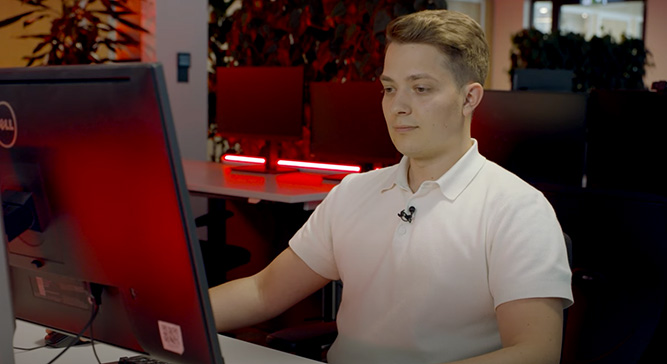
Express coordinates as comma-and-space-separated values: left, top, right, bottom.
471, 90, 588, 188
216, 66, 304, 173
309, 81, 401, 170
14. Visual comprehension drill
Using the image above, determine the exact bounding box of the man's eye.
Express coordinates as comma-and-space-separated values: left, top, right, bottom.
382, 87, 395, 94
415, 86, 429, 93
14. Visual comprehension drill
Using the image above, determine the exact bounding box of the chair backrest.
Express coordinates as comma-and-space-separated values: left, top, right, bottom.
543, 187, 667, 364
563, 232, 573, 268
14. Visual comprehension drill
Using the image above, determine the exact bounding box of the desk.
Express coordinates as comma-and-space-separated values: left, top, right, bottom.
13, 320, 320, 364
183, 159, 337, 210
183, 160, 341, 322
182, 159, 339, 290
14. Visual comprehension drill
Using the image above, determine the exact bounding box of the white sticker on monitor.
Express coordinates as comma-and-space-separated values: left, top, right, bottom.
158, 320, 185, 355
34, 276, 46, 296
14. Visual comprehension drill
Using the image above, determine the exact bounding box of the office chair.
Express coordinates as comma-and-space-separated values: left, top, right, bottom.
542, 187, 667, 364
195, 208, 251, 287
265, 280, 341, 362
265, 320, 337, 362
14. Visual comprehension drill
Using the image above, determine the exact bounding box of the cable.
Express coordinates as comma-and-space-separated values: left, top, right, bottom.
89, 301, 102, 364
13, 344, 47, 351
17, 234, 43, 247
46, 302, 99, 364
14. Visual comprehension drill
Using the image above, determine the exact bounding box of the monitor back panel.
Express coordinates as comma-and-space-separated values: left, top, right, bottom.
309, 81, 400, 167
472, 90, 587, 187
0, 64, 222, 364
216, 66, 304, 140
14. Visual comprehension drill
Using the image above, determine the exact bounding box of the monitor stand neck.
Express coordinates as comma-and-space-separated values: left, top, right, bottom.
231, 140, 297, 174
0, 239, 16, 364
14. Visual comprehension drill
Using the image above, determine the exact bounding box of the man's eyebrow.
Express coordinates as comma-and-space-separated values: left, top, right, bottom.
407, 73, 437, 81
380, 73, 436, 82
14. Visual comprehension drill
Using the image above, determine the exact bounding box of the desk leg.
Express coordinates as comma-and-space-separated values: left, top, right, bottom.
199, 197, 231, 286
322, 280, 342, 321
206, 197, 228, 251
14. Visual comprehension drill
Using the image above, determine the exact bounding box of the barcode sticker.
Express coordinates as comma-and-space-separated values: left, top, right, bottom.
35, 276, 46, 296
157, 320, 184, 355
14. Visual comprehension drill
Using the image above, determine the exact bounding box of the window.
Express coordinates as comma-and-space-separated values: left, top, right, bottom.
529, 0, 645, 41
448, 0, 487, 30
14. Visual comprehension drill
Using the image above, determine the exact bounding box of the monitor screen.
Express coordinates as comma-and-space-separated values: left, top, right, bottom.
585, 89, 667, 196
471, 90, 588, 187
0, 63, 223, 364
216, 66, 304, 172
309, 81, 401, 169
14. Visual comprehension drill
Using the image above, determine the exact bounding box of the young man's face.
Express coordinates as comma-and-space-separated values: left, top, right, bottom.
380, 42, 471, 163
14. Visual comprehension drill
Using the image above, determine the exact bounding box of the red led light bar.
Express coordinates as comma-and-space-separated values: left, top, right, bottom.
277, 159, 361, 173
223, 154, 361, 173
222, 154, 265, 164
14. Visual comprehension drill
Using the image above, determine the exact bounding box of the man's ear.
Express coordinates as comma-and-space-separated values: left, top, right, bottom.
462, 82, 484, 117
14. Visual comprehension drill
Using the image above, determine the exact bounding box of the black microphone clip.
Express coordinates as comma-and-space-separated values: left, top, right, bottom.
398, 206, 416, 223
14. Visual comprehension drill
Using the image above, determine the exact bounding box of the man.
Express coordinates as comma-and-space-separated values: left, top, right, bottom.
209, 9, 573, 364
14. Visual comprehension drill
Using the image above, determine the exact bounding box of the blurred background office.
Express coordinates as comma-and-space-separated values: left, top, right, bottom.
2, 1, 667, 363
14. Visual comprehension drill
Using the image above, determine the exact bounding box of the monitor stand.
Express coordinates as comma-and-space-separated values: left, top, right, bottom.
1, 220, 16, 364
231, 140, 297, 174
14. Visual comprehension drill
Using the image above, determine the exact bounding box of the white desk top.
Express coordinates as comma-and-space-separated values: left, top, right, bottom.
13, 320, 320, 364
183, 159, 337, 205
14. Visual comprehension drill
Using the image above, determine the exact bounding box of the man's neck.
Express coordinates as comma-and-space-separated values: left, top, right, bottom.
407, 139, 473, 193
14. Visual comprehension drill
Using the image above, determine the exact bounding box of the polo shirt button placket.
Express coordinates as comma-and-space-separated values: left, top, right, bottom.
397, 225, 407, 235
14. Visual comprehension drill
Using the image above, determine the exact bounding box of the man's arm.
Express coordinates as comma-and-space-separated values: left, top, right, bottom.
208, 247, 331, 333
447, 297, 565, 364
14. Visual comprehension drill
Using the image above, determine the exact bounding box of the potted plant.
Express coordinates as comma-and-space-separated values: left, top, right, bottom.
0, 0, 149, 66
510, 28, 652, 92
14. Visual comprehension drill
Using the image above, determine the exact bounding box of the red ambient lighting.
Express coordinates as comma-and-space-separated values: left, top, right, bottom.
278, 159, 361, 173
222, 154, 265, 164
223, 154, 361, 173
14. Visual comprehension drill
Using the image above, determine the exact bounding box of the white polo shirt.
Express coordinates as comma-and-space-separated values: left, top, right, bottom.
289, 140, 573, 364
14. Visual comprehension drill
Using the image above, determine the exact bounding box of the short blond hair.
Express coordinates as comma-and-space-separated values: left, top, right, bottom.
385, 9, 489, 87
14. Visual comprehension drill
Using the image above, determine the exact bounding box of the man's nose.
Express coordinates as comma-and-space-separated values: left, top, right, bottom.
389, 89, 411, 115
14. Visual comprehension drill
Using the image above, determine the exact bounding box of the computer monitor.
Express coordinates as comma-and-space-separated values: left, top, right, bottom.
0, 216, 15, 364
216, 66, 304, 173
309, 81, 401, 170
585, 89, 667, 196
471, 90, 588, 187
511, 69, 575, 92
0, 63, 223, 364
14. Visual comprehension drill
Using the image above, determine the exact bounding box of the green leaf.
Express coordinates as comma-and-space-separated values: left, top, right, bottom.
105, 0, 133, 13
331, 1, 346, 17
16, 33, 50, 39
115, 17, 149, 33
32, 41, 50, 54
92, 10, 134, 17
22, 0, 49, 8
23, 52, 47, 67
114, 28, 139, 44
23, 14, 48, 27
0, 10, 38, 28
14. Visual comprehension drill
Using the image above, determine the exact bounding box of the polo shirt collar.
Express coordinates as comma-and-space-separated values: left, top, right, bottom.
382, 139, 487, 201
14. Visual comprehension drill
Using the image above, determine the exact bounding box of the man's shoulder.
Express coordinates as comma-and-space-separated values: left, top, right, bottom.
477, 160, 545, 199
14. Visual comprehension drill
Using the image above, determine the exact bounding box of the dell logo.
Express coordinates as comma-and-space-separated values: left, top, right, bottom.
0, 101, 17, 149
0, 118, 15, 131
